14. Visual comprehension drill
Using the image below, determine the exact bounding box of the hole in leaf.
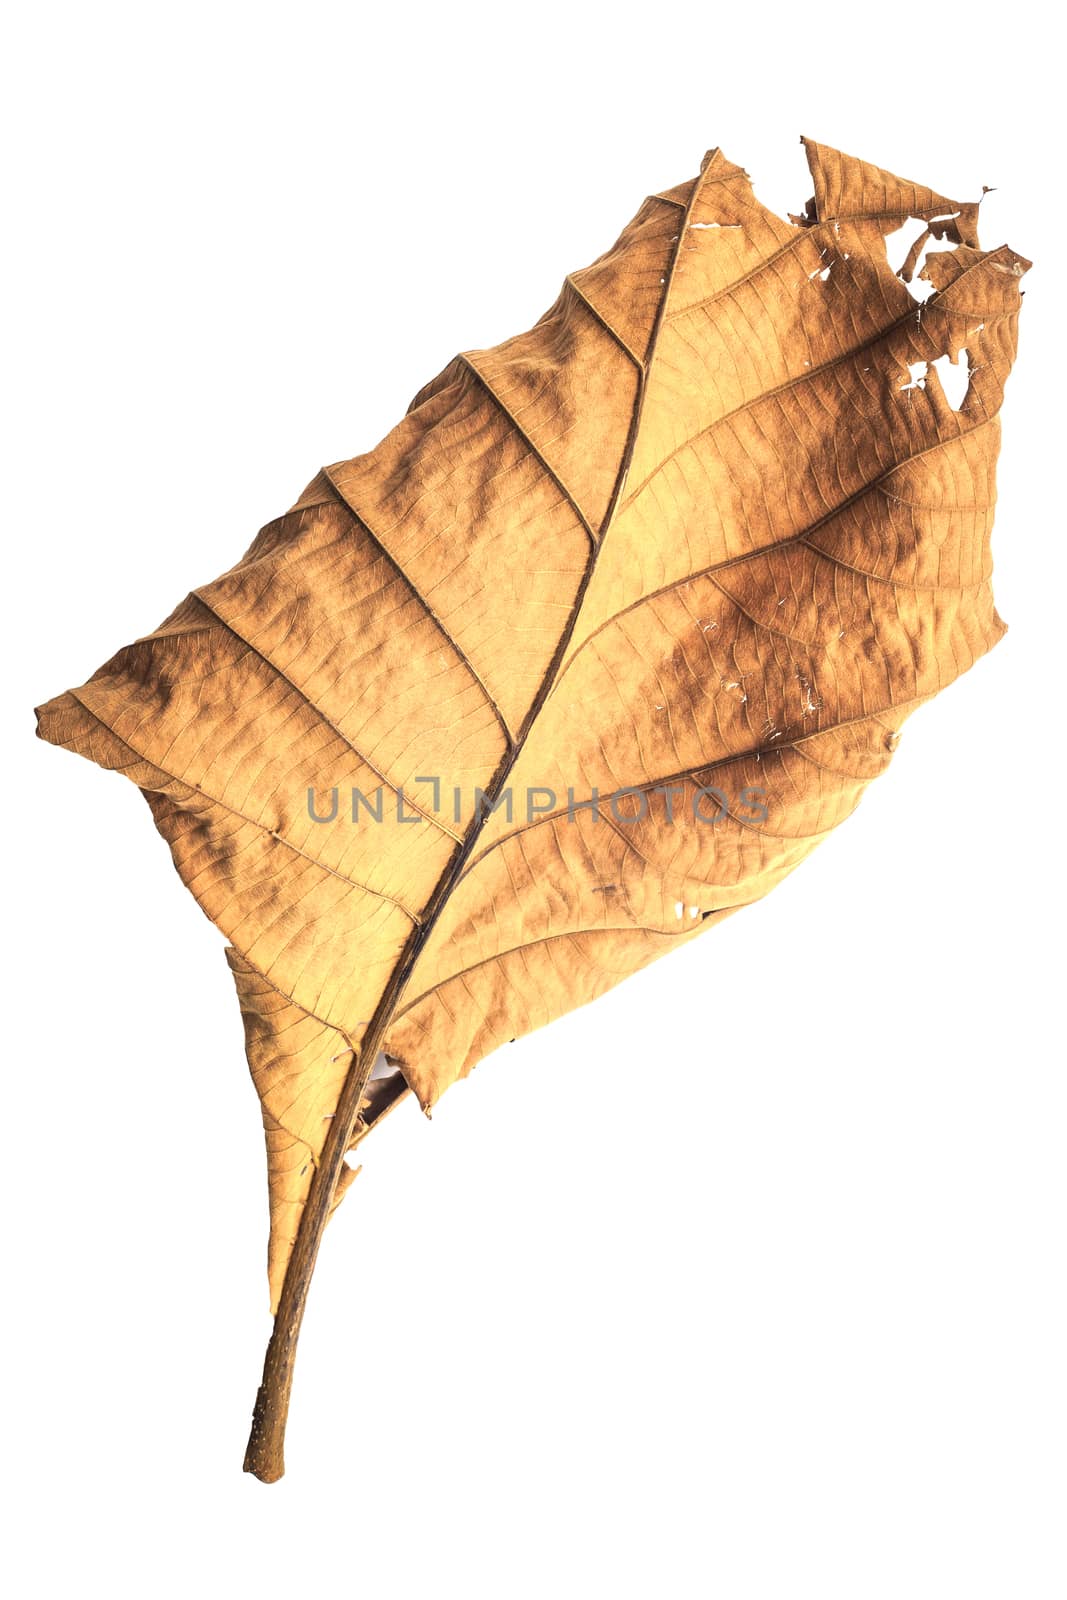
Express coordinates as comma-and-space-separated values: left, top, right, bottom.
368, 1049, 396, 1082
355, 1052, 411, 1135
932, 350, 970, 411
884, 215, 959, 301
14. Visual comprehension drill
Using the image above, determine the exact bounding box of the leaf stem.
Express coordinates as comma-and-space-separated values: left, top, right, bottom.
242, 1016, 385, 1482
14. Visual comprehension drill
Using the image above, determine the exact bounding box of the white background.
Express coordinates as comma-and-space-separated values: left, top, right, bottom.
4, 4, 1064, 1596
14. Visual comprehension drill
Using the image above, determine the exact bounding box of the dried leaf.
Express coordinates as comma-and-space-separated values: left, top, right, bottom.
35, 138, 1029, 1479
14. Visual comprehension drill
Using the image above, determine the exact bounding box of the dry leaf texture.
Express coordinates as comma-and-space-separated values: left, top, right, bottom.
36, 139, 1028, 1464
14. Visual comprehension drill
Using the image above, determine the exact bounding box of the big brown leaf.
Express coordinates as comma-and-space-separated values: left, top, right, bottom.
35, 138, 1029, 1479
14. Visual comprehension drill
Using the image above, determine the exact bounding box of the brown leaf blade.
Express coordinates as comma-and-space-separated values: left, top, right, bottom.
35, 139, 1029, 1477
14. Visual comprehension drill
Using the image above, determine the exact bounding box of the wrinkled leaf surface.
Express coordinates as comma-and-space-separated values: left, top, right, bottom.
37, 139, 1028, 1316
